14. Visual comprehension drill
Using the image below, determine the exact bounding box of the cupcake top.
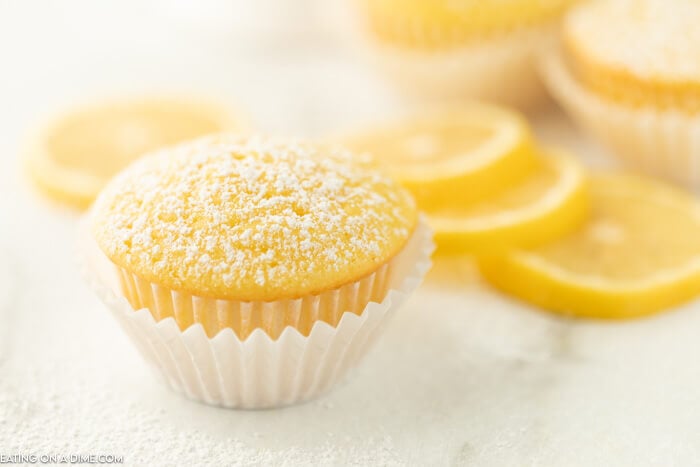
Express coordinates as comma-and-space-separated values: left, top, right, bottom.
563, 0, 700, 112
91, 135, 417, 301
361, 0, 576, 49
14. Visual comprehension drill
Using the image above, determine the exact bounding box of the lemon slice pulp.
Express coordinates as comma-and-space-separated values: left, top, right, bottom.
479, 174, 700, 318
26, 97, 241, 209
338, 106, 538, 208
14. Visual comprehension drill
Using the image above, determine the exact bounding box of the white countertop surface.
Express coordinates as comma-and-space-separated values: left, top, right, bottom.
2, 2, 700, 466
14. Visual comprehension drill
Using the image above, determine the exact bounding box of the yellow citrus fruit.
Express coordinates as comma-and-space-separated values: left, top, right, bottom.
337, 106, 538, 208
479, 174, 700, 319
25, 96, 242, 209
429, 148, 588, 254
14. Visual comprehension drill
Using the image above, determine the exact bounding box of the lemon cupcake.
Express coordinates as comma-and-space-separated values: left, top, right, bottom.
353, 0, 578, 108
83, 134, 433, 408
542, 0, 700, 187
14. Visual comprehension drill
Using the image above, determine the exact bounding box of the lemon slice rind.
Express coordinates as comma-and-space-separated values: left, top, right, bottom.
430, 149, 589, 254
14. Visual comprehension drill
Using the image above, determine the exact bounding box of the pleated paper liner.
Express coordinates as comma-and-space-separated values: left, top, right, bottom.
116, 255, 391, 340
361, 23, 558, 109
81, 219, 434, 409
541, 49, 700, 189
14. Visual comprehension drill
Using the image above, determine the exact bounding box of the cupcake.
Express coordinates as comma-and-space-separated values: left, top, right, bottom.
542, 0, 700, 187
353, 0, 577, 108
83, 134, 433, 408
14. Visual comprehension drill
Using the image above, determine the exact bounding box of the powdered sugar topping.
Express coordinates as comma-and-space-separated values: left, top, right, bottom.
91, 134, 417, 300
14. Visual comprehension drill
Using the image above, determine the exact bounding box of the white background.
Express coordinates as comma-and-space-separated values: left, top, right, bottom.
1, 1, 699, 466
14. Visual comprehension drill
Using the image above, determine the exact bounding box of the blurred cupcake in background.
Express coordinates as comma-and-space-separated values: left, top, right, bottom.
542, 0, 700, 187
351, 0, 578, 108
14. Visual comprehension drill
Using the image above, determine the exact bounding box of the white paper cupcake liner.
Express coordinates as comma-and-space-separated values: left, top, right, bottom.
80, 219, 433, 409
114, 251, 393, 341
541, 50, 700, 188
361, 24, 558, 109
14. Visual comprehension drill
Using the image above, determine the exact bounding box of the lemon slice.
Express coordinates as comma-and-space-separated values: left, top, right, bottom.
479, 174, 700, 318
429, 149, 588, 254
337, 106, 538, 208
25, 96, 242, 209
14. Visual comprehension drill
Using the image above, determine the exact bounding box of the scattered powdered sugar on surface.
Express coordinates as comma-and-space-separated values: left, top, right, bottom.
91, 134, 416, 299
566, 0, 700, 80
